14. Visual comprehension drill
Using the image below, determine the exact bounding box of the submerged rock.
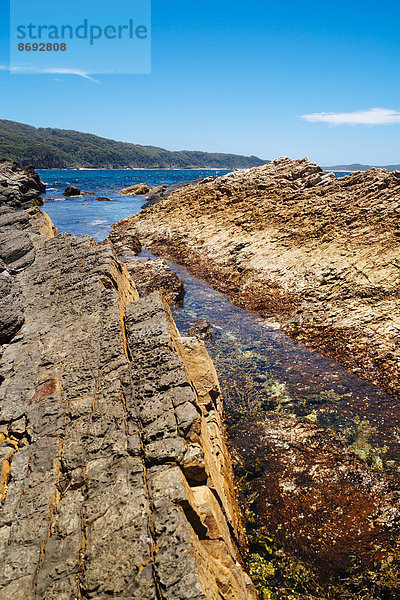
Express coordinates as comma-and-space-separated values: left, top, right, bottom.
95, 196, 113, 201
64, 185, 81, 196
232, 414, 400, 598
187, 319, 213, 341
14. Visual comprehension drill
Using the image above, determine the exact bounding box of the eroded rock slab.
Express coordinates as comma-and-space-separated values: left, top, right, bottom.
0, 209, 256, 599
125, 258, 185, 305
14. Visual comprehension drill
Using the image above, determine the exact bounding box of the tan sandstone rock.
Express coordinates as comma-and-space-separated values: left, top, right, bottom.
121, 183, 150, 196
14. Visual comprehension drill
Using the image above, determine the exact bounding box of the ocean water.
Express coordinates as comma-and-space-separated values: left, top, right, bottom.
39, 168, 230, 241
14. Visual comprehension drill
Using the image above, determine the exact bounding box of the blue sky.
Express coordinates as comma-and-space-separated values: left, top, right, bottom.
0, 0, 399, 165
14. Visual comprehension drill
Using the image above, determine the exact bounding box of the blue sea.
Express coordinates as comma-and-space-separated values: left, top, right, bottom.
39, 168, 351, 241
39, 169, 230, 241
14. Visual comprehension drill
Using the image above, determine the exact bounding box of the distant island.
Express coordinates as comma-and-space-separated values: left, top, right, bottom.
0, 120, 267, 170
324, 162, 400, 172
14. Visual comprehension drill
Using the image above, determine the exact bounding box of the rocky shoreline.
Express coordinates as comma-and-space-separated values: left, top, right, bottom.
0, 163, 257, 599
2, 160, 400, 599
112, 157, 400, 401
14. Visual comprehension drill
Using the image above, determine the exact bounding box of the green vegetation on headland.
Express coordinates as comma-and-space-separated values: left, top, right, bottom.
0, 119, 267, 169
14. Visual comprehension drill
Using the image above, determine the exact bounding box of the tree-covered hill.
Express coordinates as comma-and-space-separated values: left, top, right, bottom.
0, 120, 267, 169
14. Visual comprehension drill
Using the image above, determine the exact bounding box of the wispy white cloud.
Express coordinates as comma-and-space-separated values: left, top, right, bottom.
41, 67, 99, 83
0, 64, 98, 83
300, 107, 400, 125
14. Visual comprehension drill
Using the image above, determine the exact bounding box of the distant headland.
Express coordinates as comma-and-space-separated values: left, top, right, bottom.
0, 119, 267, 170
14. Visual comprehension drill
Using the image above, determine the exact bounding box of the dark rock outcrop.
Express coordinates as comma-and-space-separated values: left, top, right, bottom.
125, 258, 185, 305
64, 185, 81, 197
0, 163, 54, 346
0, 161, 45, 209
146, 184, 167, 201
95, 196, 113, 202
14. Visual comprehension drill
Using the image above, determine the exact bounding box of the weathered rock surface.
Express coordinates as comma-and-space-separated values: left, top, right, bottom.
121, 183, 150, 196
108, 228, 142, 256
145, 177, 217, 207
112, 157, 400, 399
0, 194, 256, 597
64, 185, 81, 197
0, 161, 45, 209
125, 258, 185, 305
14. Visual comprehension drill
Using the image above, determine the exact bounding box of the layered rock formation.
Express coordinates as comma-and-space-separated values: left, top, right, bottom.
0, 167, 256, 599
0, 161, 46, 209
111, 157, 400, 399
0, 163, 54, 347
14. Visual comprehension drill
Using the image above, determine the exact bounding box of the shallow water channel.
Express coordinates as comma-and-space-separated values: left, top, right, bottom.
157, 255, 399, 475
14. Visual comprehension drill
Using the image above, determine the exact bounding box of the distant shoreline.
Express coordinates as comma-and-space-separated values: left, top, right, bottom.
37, 167, 234, 172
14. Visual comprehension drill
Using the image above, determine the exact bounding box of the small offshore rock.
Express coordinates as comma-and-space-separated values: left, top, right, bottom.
95, 196, 113, 202
64, 185, 81, 196
121, 183, 150, 196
